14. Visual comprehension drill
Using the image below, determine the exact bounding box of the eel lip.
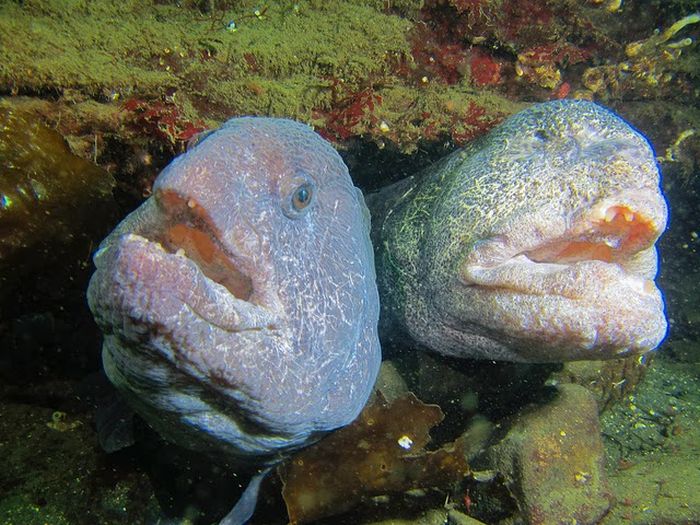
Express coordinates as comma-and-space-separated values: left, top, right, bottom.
460, 187, 667, 288
457, 188, 668, 356
91, 187, 277, 333
93, 233, 277, 334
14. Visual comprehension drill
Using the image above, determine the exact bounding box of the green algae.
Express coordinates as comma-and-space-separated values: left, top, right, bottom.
0, 0, 519, 153
361, 83, 523, 152
0, 0, 176, 95
0, 1, 412, 113
0, 494, 71, 525
0, 400, 159, 525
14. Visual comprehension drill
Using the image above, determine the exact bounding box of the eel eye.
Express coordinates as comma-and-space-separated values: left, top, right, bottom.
534, 129, 549, 141
292, 183, 313, 210
281, 177, 316, 219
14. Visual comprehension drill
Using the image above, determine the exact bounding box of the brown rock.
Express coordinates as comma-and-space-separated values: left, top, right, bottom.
486, 384, 611, 525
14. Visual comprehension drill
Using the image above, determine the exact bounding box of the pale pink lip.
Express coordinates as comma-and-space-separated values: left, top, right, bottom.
461, 187, 667, 285
458, 188, 668, 357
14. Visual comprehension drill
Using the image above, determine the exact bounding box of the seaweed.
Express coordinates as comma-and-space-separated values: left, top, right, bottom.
278, 392, 470, 524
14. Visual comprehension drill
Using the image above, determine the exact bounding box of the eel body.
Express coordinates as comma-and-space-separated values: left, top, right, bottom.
367, 100, 668, 362
88, 117, 380, 522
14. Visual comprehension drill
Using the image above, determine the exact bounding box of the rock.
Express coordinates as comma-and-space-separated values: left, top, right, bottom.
485, 384, 611, 525
447, 509, 488, 525
365, 508, 487, 525
548, 355, 648, 411
375, 360, 410, 402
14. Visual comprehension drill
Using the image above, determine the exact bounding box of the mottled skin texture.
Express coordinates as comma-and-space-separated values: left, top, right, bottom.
368, 100, 668, 362
88, 118, 380, 464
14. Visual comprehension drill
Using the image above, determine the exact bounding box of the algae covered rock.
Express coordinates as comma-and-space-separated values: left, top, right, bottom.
548, 355, 649, 410
0, 398, 159, 524
484, 384, 611, 524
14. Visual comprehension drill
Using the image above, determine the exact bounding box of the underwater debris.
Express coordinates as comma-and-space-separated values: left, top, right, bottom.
582, 12, 700, 100
278, 392, 470, 524
659, 128, 697, 163
589, 0, 623, 13
46, 411, 83, 432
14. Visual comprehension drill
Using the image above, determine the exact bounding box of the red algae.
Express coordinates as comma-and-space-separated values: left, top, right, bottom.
469, 49, 502, 87
122, 98, 207, 147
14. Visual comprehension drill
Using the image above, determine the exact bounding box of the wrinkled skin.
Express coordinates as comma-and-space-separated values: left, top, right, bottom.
368, 100, 668, 362
87, 118, 380, 520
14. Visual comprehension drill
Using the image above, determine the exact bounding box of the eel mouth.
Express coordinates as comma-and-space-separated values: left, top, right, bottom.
91, 188, 276, 335
153, 189, 255, 302
458, 188, 668, 356
460, 188, 666, 294
525, 203, 658, 272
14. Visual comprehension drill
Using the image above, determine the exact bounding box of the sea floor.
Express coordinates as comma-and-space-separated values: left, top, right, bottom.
1, 346, 699, 525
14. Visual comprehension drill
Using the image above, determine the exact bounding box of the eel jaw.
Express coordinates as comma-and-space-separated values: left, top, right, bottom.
458, 189, 668, 359
91, 233, 278, 336
90, 189, 278, 336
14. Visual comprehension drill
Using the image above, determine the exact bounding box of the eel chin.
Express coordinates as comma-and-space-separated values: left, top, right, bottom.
459, 189, 668, 359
